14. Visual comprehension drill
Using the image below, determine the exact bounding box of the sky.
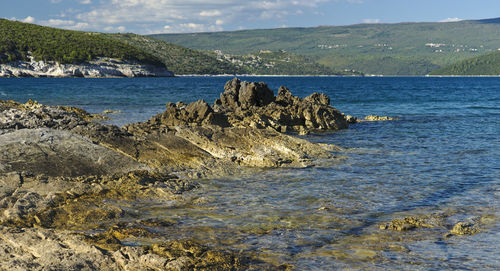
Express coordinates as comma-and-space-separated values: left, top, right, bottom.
2, 0, 500, 34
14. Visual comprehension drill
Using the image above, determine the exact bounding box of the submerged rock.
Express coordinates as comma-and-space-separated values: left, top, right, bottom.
450, 221, 480, 235
363, 115, 397, 121
379, 216, 434, 231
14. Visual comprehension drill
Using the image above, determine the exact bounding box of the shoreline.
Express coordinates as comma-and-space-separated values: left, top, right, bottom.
0, 78, 353, 269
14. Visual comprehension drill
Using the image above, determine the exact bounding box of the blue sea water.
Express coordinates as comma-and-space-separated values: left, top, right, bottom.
1, 77, 499, 269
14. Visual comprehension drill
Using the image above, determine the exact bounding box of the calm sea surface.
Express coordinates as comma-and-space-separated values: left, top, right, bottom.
1, 77, 499, 270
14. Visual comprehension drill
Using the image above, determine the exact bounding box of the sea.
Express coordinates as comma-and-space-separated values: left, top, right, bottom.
1, 76, 499, 270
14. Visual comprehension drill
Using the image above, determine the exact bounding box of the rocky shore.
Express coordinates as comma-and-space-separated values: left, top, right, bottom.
0, 57, 174, 78
0, 79, 354, 270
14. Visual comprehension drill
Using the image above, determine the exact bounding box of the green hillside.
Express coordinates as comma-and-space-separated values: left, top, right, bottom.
107, 33, 244, 74
208, 50, 359, 75
0, 19, 164, 67
430, 50, 500, 75
151, 19, 500, 75
108, 33, 346, 75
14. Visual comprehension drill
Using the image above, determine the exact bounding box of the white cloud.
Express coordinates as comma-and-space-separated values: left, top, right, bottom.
200, 10, 222, 17
50, 0, 62, 3
439, 17, 463, 23
45, 19, 75, 26
362, 18, 380, 24
61, 0, 359, 33
22, 16, 36, 23
80, 0, 92, 4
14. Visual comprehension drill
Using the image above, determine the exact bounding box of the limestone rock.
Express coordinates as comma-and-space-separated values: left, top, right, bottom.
0, 57, 174, 78
175, 126, 336, 168
0, 128, 146, 177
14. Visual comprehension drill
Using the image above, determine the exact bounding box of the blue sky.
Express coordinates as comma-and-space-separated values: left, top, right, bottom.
2, 0, 500, 34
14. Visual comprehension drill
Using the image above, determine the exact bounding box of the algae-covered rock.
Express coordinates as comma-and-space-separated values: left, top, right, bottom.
450, 221, 481, 235
379, 216, 435, 231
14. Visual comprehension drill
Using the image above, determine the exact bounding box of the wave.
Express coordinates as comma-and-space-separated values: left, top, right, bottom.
466, 105, 500, 110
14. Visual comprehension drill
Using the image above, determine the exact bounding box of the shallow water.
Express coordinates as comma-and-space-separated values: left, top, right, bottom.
1, 77, 499, 269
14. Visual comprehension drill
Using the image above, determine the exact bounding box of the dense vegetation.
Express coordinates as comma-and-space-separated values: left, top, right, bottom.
430, 50, 500, 75
0, 19, 164, 66
151, 18, 500, 75
107, 33, 244, 74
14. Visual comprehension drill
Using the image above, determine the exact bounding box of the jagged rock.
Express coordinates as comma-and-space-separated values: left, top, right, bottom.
214, 78, 350, 134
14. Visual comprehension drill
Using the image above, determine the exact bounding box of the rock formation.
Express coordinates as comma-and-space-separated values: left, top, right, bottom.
214, 78, 350, 134
0, 79, 351, 269
0, 57, 174, 78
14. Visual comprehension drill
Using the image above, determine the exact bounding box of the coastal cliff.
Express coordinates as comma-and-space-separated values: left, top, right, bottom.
0, 57, 174, 78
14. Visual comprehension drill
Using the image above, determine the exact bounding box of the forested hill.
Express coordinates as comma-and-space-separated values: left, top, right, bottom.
0, 19, 164, 67
107, 34, 348, 75
151, 18, 500, 75
106, 33, 244, 75
430, 50, 500, 75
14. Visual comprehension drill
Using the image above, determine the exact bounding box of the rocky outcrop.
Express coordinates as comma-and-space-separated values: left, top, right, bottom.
0, 79, 352, 269
214, 78, 350, 134
0, 57, 174, 78
127, 78, 350, 136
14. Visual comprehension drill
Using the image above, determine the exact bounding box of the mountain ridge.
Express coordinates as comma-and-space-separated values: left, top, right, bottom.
150, 18, 500, 75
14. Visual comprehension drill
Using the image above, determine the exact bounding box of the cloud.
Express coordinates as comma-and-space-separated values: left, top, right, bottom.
22, 16, 36, 23
439, 17, 463, 23
50, 0, 62, 3
45, 19, 75, 26
80, 0, 92, 4
61, 0, 359, 33
200, 10, 222, 17
362, 18, 380, 24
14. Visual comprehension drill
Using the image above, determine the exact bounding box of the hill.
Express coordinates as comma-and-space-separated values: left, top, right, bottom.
150, 18, 500, 75
0, 19, 164, 67
430, 50, 500, 75
107, 33, 244, 75
108, 33, 346, 75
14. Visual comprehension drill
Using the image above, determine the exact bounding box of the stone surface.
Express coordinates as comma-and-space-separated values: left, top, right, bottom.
214, 78, 350, 134
0, 128, 146, 177
0, 226, 248, 271
0, 79, 352, 269
0, 57, 174, 78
